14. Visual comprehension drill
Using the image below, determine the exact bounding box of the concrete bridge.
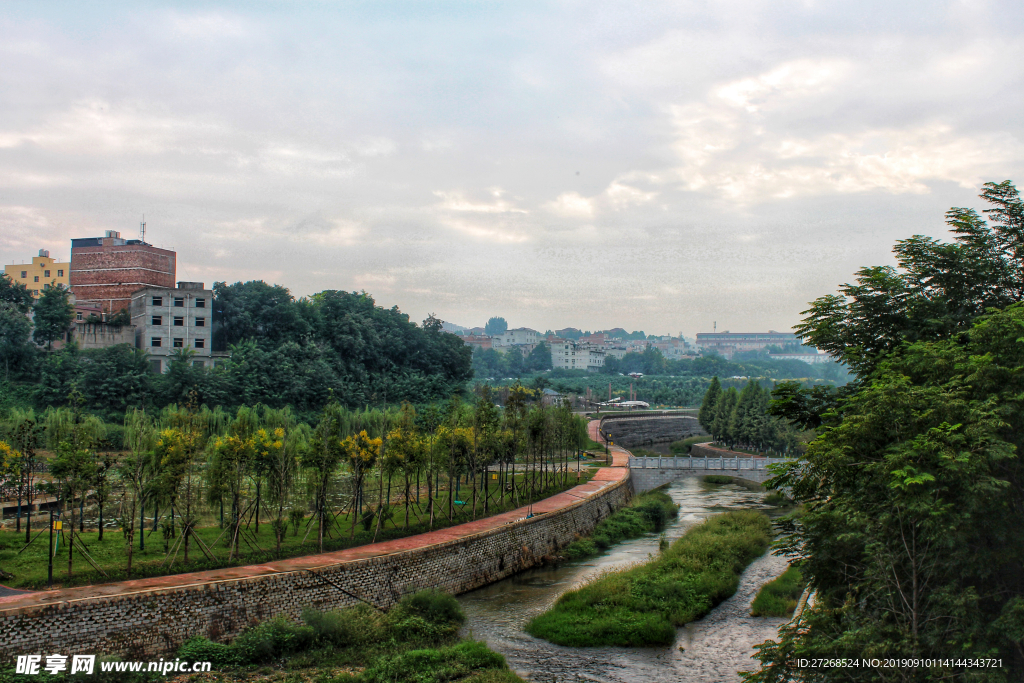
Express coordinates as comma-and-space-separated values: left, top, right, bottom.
596, 411, 707, 448
628, 455, 792, 491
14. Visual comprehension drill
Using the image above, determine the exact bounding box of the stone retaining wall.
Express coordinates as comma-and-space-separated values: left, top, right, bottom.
0, 475, 631, 658
599, 416, 706, 447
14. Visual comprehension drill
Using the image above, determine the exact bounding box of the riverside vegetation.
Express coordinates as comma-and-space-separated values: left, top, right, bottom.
0, 589, 524, 683
527, 510, 772, 647
750, 566, 805, 617
557, 490, 678, 560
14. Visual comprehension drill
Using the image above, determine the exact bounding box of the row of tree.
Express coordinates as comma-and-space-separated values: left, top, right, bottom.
471, 343, 553, 378
0, 386, 589, 583
697, 378, 799, 454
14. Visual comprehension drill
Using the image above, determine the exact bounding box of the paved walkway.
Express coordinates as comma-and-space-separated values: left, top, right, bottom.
0, 433, 631, 613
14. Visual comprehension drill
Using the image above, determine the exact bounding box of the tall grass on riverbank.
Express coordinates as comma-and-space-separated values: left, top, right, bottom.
560, 490, 678, 560
750, 566, 804, 617
526, 511, 772, 647
178, 589, 523, 683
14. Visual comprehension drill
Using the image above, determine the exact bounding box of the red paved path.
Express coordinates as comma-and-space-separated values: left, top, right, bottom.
0, 435, 631, 612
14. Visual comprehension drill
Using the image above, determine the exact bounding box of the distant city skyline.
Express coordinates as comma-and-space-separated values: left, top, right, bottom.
1, 2, 1022, 338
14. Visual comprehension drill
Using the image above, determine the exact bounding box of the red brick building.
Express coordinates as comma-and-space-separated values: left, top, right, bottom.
70, 231, 176, 315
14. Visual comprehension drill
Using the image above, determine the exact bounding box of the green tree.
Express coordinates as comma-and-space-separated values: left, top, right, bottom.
749, 305, 1024, 679
797, 180, 1024, 377
526, 341, 553, 371
82, 345, 152, 418
32, 284, 74, 350
710, 387, 737, 446
120, 408, 157, 574
698, 377, 721, 436
0, 303, 32, 380
36, 346, 83, 408
0, 273, 33, 313
485, 317, 508, 335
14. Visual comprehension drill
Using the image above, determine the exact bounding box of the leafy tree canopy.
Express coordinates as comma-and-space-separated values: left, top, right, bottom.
484, 316, 508, 335
32, 284, 73, 349
0, 274, 34, 314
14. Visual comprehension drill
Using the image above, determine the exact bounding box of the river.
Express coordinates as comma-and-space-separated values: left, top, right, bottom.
457, 477, 790, 683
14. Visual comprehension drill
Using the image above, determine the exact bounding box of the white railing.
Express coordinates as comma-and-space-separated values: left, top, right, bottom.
627, 456, 792, 470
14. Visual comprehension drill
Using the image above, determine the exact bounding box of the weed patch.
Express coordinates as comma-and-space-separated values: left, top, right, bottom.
527, 511, 772, 647
750, 565, 804, 617
560, 491, 678, 560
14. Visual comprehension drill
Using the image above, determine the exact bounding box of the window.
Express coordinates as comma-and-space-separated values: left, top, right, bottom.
195, 298, 206, 308
173, 316, 184, 326
174, 297, 184, 307
33, 276, 38, 282
152, 296, 163, 306
195, 317, 205, 327
192, 360, 205, 368
33, 290, 38, 295
194, 338, 205, 349
44, 270, 50, 277
173, 338, 184, 348
43, 284, 50, 291
20, 271, 26, 279
57, 269, 63, 277
150, 360, 162, 374
151, 316, 162, 326
151, 337, 162, 347
76, 312, 83, 321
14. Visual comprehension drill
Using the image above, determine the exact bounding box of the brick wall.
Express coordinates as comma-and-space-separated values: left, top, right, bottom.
70, 245, 176, 314
0, 475, 631, 658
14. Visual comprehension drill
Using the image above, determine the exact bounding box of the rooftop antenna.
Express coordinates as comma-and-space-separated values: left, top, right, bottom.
140, 216, 146, 244
714, 321, 717, 333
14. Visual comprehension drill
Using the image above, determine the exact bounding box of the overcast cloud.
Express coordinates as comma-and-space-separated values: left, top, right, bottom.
1, 0, 1022, 336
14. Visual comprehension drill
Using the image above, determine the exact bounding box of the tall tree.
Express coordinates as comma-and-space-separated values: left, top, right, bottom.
0, 273, 33, 313
698, 377, 722, 435
485, 317, 508, 335
32, 284, 74, 350
0, 304, 32, 381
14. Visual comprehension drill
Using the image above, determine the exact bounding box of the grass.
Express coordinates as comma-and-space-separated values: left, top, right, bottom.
526, 510, 773, 647
0, 589, 526, 683
559, 490, 678, 560
0, 472, 594, 590
751, 566, 805, 617
669, 436, 714, 454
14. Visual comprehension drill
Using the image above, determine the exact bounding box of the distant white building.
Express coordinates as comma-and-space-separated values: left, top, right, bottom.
551, 340, 605, 372
493, 327, 541, 347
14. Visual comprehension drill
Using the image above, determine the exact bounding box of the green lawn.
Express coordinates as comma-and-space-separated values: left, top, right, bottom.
0, 471, 594, 590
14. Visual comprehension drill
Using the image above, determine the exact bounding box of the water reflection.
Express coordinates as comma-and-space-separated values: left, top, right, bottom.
458, 477, 789, 683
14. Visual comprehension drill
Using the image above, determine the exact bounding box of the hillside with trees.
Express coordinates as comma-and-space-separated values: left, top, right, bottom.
1, 281, 472, 420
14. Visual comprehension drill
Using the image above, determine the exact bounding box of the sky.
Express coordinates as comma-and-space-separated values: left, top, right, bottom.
1, 0, 1022, 337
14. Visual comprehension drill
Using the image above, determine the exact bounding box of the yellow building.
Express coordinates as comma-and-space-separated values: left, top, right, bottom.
3, 249, 70, 297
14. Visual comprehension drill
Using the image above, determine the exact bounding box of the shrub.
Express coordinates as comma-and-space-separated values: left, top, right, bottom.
232, 616, 314, 663
396, 588, 465, 626
177, 636, 242, 667
302, 603, 385, 648
360, 640, 508, 683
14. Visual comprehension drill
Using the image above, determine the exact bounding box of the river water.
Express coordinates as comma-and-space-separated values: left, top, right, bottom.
457, 477, 790, 683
